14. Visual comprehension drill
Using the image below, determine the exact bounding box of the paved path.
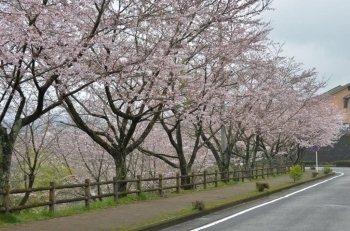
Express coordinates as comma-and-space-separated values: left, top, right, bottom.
0, 171, 316, 231
172, 169, 344, 231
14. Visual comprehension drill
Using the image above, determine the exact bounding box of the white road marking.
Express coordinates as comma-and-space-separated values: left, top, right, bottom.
191, 172, 344, 231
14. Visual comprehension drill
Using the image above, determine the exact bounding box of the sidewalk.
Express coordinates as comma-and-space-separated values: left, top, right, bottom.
0, 171, 324, 231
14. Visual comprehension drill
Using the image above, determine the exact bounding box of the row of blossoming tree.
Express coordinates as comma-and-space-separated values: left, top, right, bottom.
0, 0, 345, 197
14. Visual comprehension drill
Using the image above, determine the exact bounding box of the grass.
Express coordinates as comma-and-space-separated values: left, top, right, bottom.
0, 214, 21, 226
119, 207, 196, 231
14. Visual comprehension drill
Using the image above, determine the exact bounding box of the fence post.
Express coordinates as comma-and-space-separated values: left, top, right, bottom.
137, 175, 142, 196
84, 179, 90, 208
158, 174, 163, 196
270, 166, 273, 177
255, 168, 258, 180
203, 170, 207, 189
191, 172, 195, 189
2, 185, 10, 214
242, 170, 245, 182
214, 170, 218, 188
176, 173, 180, 194
113, 177, 118, 203
49, 182, 56, 213
262, 167, 265, 179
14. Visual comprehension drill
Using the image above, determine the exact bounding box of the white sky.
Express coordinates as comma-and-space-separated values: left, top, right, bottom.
263, 0, 350, 92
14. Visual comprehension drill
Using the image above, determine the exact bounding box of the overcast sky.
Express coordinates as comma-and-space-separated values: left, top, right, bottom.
263, 0, 349, 92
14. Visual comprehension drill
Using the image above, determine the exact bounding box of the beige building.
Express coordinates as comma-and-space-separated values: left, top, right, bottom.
327, 83, 350, 125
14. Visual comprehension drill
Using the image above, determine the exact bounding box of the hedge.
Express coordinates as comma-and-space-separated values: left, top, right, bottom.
335, 160, 350, 167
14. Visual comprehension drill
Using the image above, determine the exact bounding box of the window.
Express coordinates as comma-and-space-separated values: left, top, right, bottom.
344, 99, 349, 108
348, 86, 350, 91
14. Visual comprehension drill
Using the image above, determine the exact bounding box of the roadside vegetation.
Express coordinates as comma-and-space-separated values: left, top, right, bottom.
0, 170, 334, 228
0, 172, 288, 227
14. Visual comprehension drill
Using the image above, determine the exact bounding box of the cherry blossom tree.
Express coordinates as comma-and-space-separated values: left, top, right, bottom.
200, 45, 344, 171
278, 94, 345, 164
62, 0, 273, 191
137, 115, 205, 188
0, 0, 124, 190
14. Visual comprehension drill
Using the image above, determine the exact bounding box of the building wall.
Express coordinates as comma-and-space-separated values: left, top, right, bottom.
329, 86, 350, 124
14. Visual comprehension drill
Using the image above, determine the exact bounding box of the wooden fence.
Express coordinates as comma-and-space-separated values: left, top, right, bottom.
0, 165, 290, 214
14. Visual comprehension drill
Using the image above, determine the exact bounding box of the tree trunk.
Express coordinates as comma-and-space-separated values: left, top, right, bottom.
199, 130, 230, 181
0, 121, 22, 191
180, 167, 191, 190
217, 157, 229, 182
250, 134, 260, 169
294, 146, 305, 165
0, 133, 14, 191
18, 174, 35, 206
114, 154, 128, 195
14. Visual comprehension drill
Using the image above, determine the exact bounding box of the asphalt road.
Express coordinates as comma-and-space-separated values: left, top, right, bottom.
163, 167, 350, 231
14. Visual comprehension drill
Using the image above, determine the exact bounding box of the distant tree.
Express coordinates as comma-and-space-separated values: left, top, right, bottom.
11, 112, 61, 206
53, 127, 116, 199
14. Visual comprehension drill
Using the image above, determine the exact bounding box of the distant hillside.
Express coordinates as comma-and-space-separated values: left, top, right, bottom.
303, 132, 350, 163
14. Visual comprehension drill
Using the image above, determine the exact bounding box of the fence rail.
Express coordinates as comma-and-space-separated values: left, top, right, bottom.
0, 165, 290, 214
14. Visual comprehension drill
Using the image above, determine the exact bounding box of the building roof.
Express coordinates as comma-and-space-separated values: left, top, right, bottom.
326, 83, 350, 95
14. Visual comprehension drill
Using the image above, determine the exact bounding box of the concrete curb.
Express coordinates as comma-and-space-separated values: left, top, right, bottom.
136, 172, 336, 231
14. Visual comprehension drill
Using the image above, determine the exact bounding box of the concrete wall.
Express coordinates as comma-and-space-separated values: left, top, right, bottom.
329, 86, 350, 124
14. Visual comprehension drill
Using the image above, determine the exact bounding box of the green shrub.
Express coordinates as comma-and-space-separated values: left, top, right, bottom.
303, 161, 316, 167
311, 172, 318, 178
256, 183, 265, 192
289, 165, 304, 183
256, 182, 270, 192
323, 167, 332, 174
320, 161, 333, 166
262, 183, 270, 189
335, 160, 350, 167
192, 200, 205, 211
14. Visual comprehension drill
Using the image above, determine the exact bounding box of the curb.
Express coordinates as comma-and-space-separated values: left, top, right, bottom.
136, 172, 336, 231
